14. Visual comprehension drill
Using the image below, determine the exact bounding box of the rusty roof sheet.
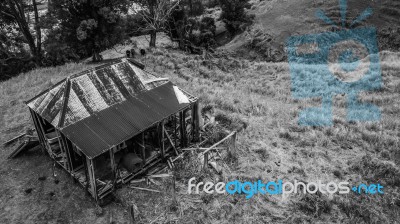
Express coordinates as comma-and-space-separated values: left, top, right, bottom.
26, 58, 168, 129
61, 82, 190, 158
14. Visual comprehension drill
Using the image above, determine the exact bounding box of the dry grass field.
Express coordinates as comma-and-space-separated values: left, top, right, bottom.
1, 44, 399, 223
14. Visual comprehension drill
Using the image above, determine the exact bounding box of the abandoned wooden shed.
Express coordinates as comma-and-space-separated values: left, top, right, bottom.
26, 58, 200, 202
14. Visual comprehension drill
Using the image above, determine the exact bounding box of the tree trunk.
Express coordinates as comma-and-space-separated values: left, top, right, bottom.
188, 0, 193, 15
150, 30, 156, 48
32, 0, 42, 65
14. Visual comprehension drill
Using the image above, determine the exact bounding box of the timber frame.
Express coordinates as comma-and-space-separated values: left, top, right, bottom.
29, 97, 200, 204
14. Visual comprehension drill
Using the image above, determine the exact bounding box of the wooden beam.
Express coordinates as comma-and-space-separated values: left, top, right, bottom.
58, 78, 71, 128
193, 102, 200, 141
130, 186, 161, 193
199, 131, 237, 158
83, 156, 90, 194
110, 147, 117, 187
179, 111, 186, 147
164, 129, 178, 156
28, 109, 45, 153
161, 120, 165, 158
174, 114, 177, 149
141, 132, 146, 165
63, 136, 74, 172
86, 157, 98, 201
34, 111, 52, 156
56, 130, 68, 170
203, 152, 209, 170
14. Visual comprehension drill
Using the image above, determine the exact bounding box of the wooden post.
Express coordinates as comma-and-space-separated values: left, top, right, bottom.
34, 112, 51, 156
56, 130, 68, 170
129, 205, 135, 224
232, 132, 237, 153
161, 120, 165, 158
190, 104, 195, 142
86, 157, 98, 201
194, 102, 200, 141
83, 156, 90, 194
29, 109, 46, 153
203, 152, 209, 170
141, 133, 146, 165
179, 111, 186, 147
110, 147, 117, 188
174, 114, 177, 150
63, 136, 74, 172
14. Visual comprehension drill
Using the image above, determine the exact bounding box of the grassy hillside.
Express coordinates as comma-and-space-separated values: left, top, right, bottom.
225, 0, 400, 60
1, 44, 400, 223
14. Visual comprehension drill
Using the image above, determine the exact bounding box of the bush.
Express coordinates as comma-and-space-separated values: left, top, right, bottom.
219, 0, 254, 36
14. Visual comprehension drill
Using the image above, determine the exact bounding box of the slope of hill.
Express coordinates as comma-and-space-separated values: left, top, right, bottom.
1, 45, 400, 223
224, 0, 400, 60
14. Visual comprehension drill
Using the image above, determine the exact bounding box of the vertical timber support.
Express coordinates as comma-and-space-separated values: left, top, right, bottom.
64, 136, 74, 172
56, 130, 68, 170
179, 110, 186, 147
83, 156, 90, 194
233, 132, 237, 153
141, 133, 146, 165
203, 152, 209, 170
29, 109, 46, 153
110, 147, 117, 188
174, 114, 177, 149
192, 102, 200, 142
86, 157, 98, 201
161, 120, 165, 158
34, 112, 51, 156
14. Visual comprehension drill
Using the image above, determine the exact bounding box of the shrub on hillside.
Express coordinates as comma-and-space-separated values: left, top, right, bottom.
219, 0, 254, 36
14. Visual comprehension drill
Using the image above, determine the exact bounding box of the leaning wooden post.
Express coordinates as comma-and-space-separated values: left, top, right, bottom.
193, 102, 200, 142
83, 156, 90, 195
110, 147, 117, 188
179, 110, 187, 147
129, 205, 135, 224
86, 157, 98, 201
29, 109, 46, 153
174, 114, 177, 149
232, 132, 237, 153
203, 152, 209, 170
161, 120, 165, 158
141, 132, 146, 165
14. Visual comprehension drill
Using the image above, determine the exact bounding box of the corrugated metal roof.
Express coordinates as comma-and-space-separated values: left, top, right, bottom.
61, 82, 190, 158
26, 58, 167, 128
26, 58, 197, 159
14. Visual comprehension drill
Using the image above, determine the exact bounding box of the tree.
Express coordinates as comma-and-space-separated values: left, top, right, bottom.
166, 5, 216, 53
0, 0, 43, 65
47, 0, 130, 61
131, 0, 181, 47
219, 0, 253, 36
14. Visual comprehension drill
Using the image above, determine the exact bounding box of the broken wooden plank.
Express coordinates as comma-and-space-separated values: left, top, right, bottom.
182, 147, 225, 151
130, 186, 161, 193
143, 78, 169, 85
146, 173, 173, 178
164, 129, 179, 156
8, 139, 40, 159
3, 133, 26, 147
198, 131, 236, 158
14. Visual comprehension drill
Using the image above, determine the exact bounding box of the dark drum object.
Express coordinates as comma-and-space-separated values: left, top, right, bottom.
140, 49, 146, 56
120, 153, 143, 173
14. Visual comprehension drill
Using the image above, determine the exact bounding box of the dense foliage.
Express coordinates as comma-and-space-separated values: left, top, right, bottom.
44, 0, 130, 63
219, 0, 253, 36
